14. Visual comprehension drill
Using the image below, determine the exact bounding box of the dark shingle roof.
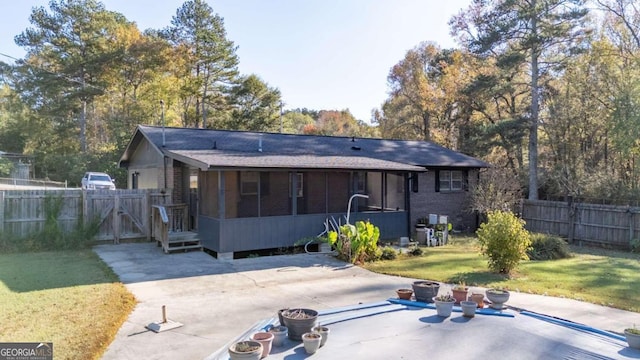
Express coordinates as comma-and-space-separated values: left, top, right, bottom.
120, 125, 489, 170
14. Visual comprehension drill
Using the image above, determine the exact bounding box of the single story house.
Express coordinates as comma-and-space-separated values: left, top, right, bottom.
119, 125, 489, 259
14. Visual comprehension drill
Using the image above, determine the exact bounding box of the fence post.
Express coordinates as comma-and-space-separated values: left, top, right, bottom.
0, 191, 4, 234
82, 190, 88, 226
113, 194, 120, 244
567, 196, 575, 244
630, 208, 635, 248
146, 190, 151, 242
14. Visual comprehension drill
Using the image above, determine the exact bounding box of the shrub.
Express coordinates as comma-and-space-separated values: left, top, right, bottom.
527, 233, 572, 260
407, 245, 423, 256
476, 210, 531, 274
380, 246, 398, 260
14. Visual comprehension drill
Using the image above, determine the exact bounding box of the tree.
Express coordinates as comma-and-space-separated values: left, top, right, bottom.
451, 0, 589, 199
380, 43, 456, 142
226, 74, 281, 131
165, 0, 239, 128
281, 110, 315, 134
377, 43, 479, 154
14, 0, 130, 153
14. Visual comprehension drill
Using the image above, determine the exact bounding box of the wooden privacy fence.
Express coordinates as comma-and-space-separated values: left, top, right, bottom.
521, 199, 640, 248
0, 189, 172, 243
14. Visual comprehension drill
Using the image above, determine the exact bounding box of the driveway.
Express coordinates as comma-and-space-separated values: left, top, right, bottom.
95, 243, 640, 360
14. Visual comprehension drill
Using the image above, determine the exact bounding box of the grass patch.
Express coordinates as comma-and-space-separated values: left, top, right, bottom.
0, 250, 136, 360
363, 235, 640, 313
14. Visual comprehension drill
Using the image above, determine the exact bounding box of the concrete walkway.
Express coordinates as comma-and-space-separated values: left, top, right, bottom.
95, 243, 640, 360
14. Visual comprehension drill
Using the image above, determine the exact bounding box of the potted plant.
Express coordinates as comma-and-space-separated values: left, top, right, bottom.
486, 288, 510, 309
281, 308, 318, 340
396, 288, 413, 300
624, 326, 640, 349
301, 332, 322, 354
451, 283, 469, 304
412, 281, 440, 303
312, 325, 330, 347
460, 301, 477, 318
470, 292, 485, 308
228, 340, 263, 360
268, 325, 288, 347
250, 332, 274, 358
433, 293, 456, 317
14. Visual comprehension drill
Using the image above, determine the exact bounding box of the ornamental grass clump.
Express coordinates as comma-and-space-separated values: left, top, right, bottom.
476, 210, 531, 274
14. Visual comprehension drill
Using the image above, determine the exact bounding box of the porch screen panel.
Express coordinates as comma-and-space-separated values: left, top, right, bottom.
327, 172, 350, 213
299, 172, 326, 215
260, 171, 291, 216
223, 171, 240, 218
236, 171, 259, 218
366, 172, 382, 212
386, 172, 405, 211
199, 171, 219, 218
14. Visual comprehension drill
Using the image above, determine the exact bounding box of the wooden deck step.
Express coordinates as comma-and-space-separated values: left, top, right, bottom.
161, 231, 203, 253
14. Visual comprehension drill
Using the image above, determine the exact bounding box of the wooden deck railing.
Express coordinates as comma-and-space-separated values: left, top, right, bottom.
151, 204, 189, 253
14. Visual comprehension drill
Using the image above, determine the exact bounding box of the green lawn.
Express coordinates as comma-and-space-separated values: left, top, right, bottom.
364, 236, 640, 313
0, 250, 136, 360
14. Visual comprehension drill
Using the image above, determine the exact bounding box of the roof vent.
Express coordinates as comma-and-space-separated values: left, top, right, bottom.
351, 137, 355, 142
258, 134, 263, 152
351, 146, 361, 151
212, 141, 217, 150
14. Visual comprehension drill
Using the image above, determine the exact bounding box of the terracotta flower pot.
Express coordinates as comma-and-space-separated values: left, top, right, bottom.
470, 293, 485, 308
396, 288, 413, 300
451, 287, 469, 304
250, 332, 274, 358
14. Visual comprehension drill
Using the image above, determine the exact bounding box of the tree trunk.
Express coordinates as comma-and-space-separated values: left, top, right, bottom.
528, 11, 540, 200
80, 98, 87, 153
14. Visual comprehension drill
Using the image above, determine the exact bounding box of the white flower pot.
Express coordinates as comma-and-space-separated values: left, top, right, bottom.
302, 332, 322, 354
625, 329, 640, 349
433, 299, 455, 317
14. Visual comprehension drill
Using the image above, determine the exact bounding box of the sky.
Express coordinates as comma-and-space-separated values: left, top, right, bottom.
0, 0, 472, 123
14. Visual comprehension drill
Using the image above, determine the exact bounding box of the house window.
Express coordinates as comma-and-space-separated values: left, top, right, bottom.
439, 170, 464, 192
131, 172, 139, 189
289, 173, 303, 197
240, 171, 259, 195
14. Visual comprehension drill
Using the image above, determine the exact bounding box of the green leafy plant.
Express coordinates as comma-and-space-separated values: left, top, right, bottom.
380, 246, 398, 260
328, 220, 380, 263
407, 245, 423, 256
626, 325, 640, 335
631, 239, 640, 253
527, 233, 572, 260
476, 210, 531, 274
1, 194, 100, 253
434, 293, 455, 302
0, 158, 14, 177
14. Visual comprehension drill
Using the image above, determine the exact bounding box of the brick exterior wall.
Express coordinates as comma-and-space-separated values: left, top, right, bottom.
172, 162, 183, 204
409, 170, 479, 232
